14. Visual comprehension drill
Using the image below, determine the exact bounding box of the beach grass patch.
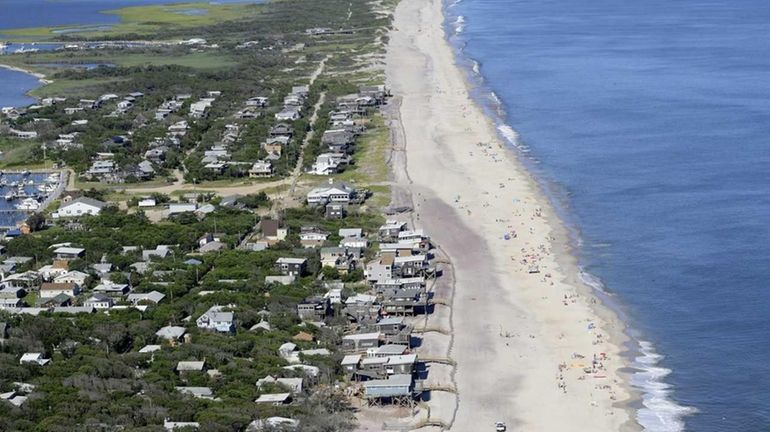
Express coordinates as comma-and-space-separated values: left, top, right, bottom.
4, 2, 262, 40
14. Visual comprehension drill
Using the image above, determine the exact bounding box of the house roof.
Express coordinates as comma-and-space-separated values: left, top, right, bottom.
128, 290, 165, 303
338, 228, 362, 238
276, 257, 307, 265
377, 317, 405, 326
275, 377, 302, 392
53, 247, 85, 255
139, 344, 162, 353
260, 219, 280, 237
40, 283, 76, 291
0, 299, 22, 306
176, 361, 205, 371
54, 270, 88, 280
199, 305, 234, 323
20, 352, 48, 363
93, 282, 128, 293
176, 386, 213, 398
52, 306, 95, 314
256, 375, 277, 386
361, 357, 387, 366
92, 263, 112, 273
281, 364, 320, 377
62, 197, 107, 210
199, 241, 225, 252
86, 293, 112, 302
377, 344, 408, 356
341, 354, 362, 365
250, 320, 271, 331
343, 332, 381, 341
393, 255, 427, 264
364, 373, 412, 388
299, 348, 330, 357
255, 393, 291, 404
292, 331, 314, 342
156, 326, 186, 339
387, 354, 417, 365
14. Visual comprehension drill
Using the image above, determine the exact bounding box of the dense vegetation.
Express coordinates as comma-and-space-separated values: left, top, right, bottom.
0, 0, 395, 429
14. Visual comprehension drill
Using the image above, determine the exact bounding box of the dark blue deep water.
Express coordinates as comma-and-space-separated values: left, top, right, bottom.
448, 0, 770, 430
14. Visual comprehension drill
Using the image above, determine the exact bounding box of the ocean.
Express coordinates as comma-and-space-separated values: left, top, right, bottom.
446, 0, 770, 431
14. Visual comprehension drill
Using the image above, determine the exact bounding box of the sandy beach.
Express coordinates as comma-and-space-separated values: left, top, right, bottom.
384, 0, 640, 430
0, 63, 49, 81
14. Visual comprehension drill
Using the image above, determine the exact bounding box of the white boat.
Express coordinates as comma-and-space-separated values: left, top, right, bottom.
15, 198, 40, 211
4, 192, 15, 201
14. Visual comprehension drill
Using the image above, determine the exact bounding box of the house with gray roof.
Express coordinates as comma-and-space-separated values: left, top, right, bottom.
52, 197, 107, 219
196, 305, 235, 333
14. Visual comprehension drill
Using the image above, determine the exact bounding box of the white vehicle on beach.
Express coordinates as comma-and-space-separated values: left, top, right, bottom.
495, 421, 507, 431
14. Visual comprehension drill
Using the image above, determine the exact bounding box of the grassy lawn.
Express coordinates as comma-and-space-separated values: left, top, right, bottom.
337, 113, 389, 184
2, 51, 236, 77
73, 180, 116, 191
4, 2, 262, 40
0, 138, 42, 168
29, 77, 129, 98
109, 52, 236, 69
366, 184, 391, 208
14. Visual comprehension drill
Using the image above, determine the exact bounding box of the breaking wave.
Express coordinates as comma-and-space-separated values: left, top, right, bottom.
633, 341, 697, 432
453, 15, 465, 33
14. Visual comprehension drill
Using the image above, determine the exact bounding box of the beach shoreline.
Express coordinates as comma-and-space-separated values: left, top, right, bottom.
0, 63, 49, 82
384, 0, 642, 430
0, 63, 50, 105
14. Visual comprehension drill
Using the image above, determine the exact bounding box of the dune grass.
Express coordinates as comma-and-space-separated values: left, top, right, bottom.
4, 2, 261, 40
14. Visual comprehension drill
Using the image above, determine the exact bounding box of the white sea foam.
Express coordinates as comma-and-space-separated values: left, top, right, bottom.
471, 59, 480, 75
577, 270, 694, 430
489, 90, 502, 106
497, 124, 521, 147
578, 268, 610, 293
453, 15, 465, 33
633, 341, 697, 432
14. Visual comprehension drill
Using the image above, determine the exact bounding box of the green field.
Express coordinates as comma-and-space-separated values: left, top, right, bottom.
0, 138, 43, 168
4, 2, 261, 40
28, 77, 129, 98
2, 51, 236, 75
